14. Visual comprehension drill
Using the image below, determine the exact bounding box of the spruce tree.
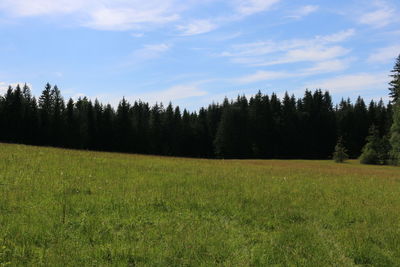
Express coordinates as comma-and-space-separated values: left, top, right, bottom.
360, 125, 389, 165
333, 137, 348, 163
38, 83, 54, 145
51, 85, 65, 146
389, 54, 400, 165
389, 54, 400, 102
390, 104, 400, 165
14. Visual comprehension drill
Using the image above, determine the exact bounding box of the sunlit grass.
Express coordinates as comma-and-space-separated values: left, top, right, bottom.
0, 143, 399, 266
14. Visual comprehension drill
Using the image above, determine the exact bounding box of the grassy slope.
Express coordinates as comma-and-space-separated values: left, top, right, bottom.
0, 143, 399, 266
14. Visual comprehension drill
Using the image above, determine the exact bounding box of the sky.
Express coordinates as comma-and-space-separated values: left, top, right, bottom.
0, 0, 399, 110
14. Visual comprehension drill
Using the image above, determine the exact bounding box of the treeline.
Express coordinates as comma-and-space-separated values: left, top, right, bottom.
0, 84, 393, 159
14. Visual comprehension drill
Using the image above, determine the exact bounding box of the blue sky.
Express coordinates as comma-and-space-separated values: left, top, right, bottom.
0, 0, 399, 110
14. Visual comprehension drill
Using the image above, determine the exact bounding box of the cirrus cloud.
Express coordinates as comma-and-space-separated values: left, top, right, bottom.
0, 0, 181, 31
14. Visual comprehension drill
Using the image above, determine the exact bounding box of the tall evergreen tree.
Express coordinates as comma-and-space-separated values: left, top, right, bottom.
65, 98, 78, 148
390, 103, 400, 165
38, 83, 54, 145
389, 54, 400, 102
116, 97, 133, 152
389, 54, 400, 165
150, 103, 163, 154
102, 104, 116, 151
51, 85, 65, 146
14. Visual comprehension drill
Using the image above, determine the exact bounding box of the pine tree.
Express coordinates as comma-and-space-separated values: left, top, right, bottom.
360, 125, 390, 165
390, 103, 400, 165
116, 97, 133, 152
65, 98, 77, 148
51, 85, 65, 146
102, 104, 115, 151
389, 54, 400, 102
389, 54, 400, 165
150, 103, 163, 154
38, 83, 54, 145
333, 137, 348, 163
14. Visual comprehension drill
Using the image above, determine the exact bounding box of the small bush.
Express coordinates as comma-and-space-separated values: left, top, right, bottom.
333, 137, 349, 163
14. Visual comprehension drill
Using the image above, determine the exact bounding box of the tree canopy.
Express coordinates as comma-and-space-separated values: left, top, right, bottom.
0, 86, 392, 159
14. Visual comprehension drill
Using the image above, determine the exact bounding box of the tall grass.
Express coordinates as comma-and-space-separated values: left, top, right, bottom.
0, 143, 399, 266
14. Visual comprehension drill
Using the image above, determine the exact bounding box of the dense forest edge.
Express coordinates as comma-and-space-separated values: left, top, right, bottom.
1, 55, 399, 163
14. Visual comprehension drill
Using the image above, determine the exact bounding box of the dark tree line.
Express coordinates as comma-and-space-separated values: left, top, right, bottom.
0, 84, 393, 159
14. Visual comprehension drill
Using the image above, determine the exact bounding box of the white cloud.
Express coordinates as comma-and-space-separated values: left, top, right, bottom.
85, 6, 179, 31
236, 70, 290, 83
0, 0, 85, 16
301, 59, 350, 74
177, 20, 217, 36
131, 33, 144, 38
235, 58, 350, 84
235, 0, 281, 16
0, 0, 282, 33
133, 43, 171, 60
222, 29, 354, 67
303, 73, 390, 94
125, 84, 207, 105
287, 5, 319, 19
0, 82, 8, 94
358, 1, 396, 28
0, 0, 181, 31
93, 81, 210, 108
316, 29, 355, 43
368, 45, 400, 63
252, 46, 350, 66
0, 82, 33, 94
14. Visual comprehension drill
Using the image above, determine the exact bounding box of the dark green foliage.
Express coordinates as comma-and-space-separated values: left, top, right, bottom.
389, 55, 400, 165
390, 103, 400, 165
360, 126, 390, 165
215, 96, 250, 158
0, 84, 393, 159
333, 137, 349, 163
389, 54, 400, 103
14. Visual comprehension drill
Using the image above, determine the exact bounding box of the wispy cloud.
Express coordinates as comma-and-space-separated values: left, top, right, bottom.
235, 58, 351, 84
368, 45, 400, 63
133, 43, 171, 60
234, 0, 281, 16
316, 29, 355, 43
358, 0, 396, 28
0, 82, 8, 94
85, 6, 179, 31
221, 29, 355, 67
301, 59, 351, 74
131, 33, 145, 38
236, 70, 290, 83
135, 83, 208, 104
303, 72, 390, 94
287, 5, 319, 19
175, 0, 282, 36
0, 0, 85, 16
177, 20, 217, 36
250, 46, 350, 67
0, 81, 33, 94
0, 0, 282, 33
0, 0, 181, 31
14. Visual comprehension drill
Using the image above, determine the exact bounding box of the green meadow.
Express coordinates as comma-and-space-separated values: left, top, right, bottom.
0, 143, 399, 266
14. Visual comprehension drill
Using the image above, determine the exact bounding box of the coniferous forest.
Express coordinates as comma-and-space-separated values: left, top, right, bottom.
0, 84, 393, 159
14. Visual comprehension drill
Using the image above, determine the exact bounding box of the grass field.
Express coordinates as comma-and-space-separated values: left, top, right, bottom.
0, 143, 400, 266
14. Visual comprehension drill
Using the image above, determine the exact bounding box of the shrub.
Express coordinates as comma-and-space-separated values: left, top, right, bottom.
333, 137, 349, 163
